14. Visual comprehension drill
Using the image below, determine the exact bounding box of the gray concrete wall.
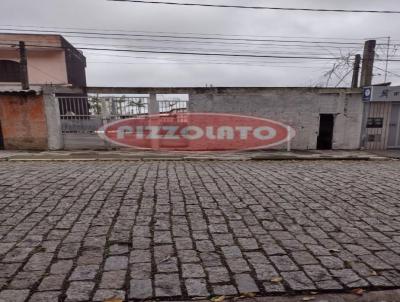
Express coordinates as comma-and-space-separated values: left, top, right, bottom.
43, 87, 64, 150
188, 88, 363, 150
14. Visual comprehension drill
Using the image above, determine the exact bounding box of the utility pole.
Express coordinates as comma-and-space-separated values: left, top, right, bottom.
19, 41, 29, 90
384, 36, 391, 83
360, 40, 376, 87
351, 54, 361, 88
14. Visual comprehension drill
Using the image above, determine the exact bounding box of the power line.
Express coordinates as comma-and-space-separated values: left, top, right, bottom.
0, 42, 345, 60
109, 0, 400, 14
1, 41, 400, 62
1, 24, 390, 42
0, 28, 362, 45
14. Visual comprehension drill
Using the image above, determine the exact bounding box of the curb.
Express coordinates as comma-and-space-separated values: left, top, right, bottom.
1, 156, 392, 161
171, 289, 400, 302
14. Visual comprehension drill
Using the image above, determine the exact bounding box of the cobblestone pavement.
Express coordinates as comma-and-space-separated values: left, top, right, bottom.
0, 161, 400, 302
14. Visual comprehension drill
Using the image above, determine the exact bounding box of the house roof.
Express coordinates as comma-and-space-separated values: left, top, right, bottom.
0, 84, 42, 95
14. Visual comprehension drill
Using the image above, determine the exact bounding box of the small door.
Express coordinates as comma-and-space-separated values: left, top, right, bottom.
317, 114, 334, 150
0, 121, 4, 150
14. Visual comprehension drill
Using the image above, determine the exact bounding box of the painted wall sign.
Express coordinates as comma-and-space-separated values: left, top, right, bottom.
363, 86, 400, 102
98, 113, 295, 151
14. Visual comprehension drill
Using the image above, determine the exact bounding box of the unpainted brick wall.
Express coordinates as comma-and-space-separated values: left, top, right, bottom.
0, 94, 48, 150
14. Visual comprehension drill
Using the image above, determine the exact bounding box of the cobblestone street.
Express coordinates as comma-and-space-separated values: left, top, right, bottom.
1, 160, 400, 301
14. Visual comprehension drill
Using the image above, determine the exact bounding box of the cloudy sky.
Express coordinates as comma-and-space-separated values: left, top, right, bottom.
1, 0, 399, 87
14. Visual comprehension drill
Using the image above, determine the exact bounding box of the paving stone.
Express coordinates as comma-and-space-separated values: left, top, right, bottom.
330, 269, 369, 288
93, 289, 125, 301
185, 278, 209, 297
132, 237, 151, 249
129, 249, 151, 263
9, 271, 42, 289
38, 274, 66, 290
213, 285, 238, 296
104, 256, 128, 271
263, 281, 286, 293
200, 252, 222, 267
100, 270, 126, 288
3, 160, 400, 300
221, 246, 243, 258
212, 233, 235, 246
69, 265, 99, 281
50, 260, 73, 275
109, 244, 129, 255
367, 276, 393, 287
130, 262, 152, 279
318, 256, 345, 269
316, 279, 343, 290
291, 251, 318, 265
281, 271, 316, 291
3, 248, 33, 263
237, 238, 259, 250
182, 263, 206, 278
226, 258, 251, 273
129, 279, 152, 299
155, 273, 182, 297
262, 243, 286, 255
254, 264, 279, 280
0, 289, 30, 302
270, 255, 298, 271
234, 274, 260, 293
178, 250, 200, 263
196, 240, 215, 252
154, 231, 173, 244
157, 257, 179, 273
29, 291, 62, 302
65, 281, 95, 301
175, 237, 193, 250
206, 266, 231, 283
0, 262, 20, 278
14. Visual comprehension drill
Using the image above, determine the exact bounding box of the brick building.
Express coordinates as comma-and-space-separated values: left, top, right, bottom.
0, 34, 86, 150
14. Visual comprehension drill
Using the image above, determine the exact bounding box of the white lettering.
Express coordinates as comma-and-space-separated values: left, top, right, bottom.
162, 126, 180, 140
217, 127, 234, 140
253, 126, 276, 140
145, 126, 161, 139
235, 127, 252, 139
136, 126, 144, 139
117, 126, 133, 139
205, 126, 217, 139
181, 126, 204, 140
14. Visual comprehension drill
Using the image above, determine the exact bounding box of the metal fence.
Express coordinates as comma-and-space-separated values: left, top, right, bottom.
159, 100, 188, 114
58, 96, 149, 133
58, 96, 188, 134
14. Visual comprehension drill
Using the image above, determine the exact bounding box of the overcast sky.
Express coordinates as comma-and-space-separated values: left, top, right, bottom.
1, 0, 399, 87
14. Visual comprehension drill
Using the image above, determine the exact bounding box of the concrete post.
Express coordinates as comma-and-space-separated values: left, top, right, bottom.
42, 86, 64, 150
148, 93, 159, 115
360, 40, 376, 87
19, 41, 29, 90
351, 54, 361, 88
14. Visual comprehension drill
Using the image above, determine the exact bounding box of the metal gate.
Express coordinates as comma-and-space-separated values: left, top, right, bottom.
57, 96, 187, 149
388, 103, 400, 149
364, 102, 392, 150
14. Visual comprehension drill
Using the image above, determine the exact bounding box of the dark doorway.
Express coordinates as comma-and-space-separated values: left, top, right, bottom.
0, 121, 4, 150
317, 114, 334, 150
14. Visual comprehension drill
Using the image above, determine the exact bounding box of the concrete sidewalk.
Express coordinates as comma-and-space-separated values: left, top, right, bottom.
0, 150, 393, 161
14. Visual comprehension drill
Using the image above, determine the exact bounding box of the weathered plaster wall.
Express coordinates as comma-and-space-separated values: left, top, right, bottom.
188, 88, 363, 150
0, 49, 68, 85
0, 94, 48, 150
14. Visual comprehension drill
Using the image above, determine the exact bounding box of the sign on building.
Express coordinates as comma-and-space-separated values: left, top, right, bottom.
363, 86, 400, 102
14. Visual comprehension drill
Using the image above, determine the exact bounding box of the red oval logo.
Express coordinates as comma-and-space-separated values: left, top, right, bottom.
98, 113, 295, 151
